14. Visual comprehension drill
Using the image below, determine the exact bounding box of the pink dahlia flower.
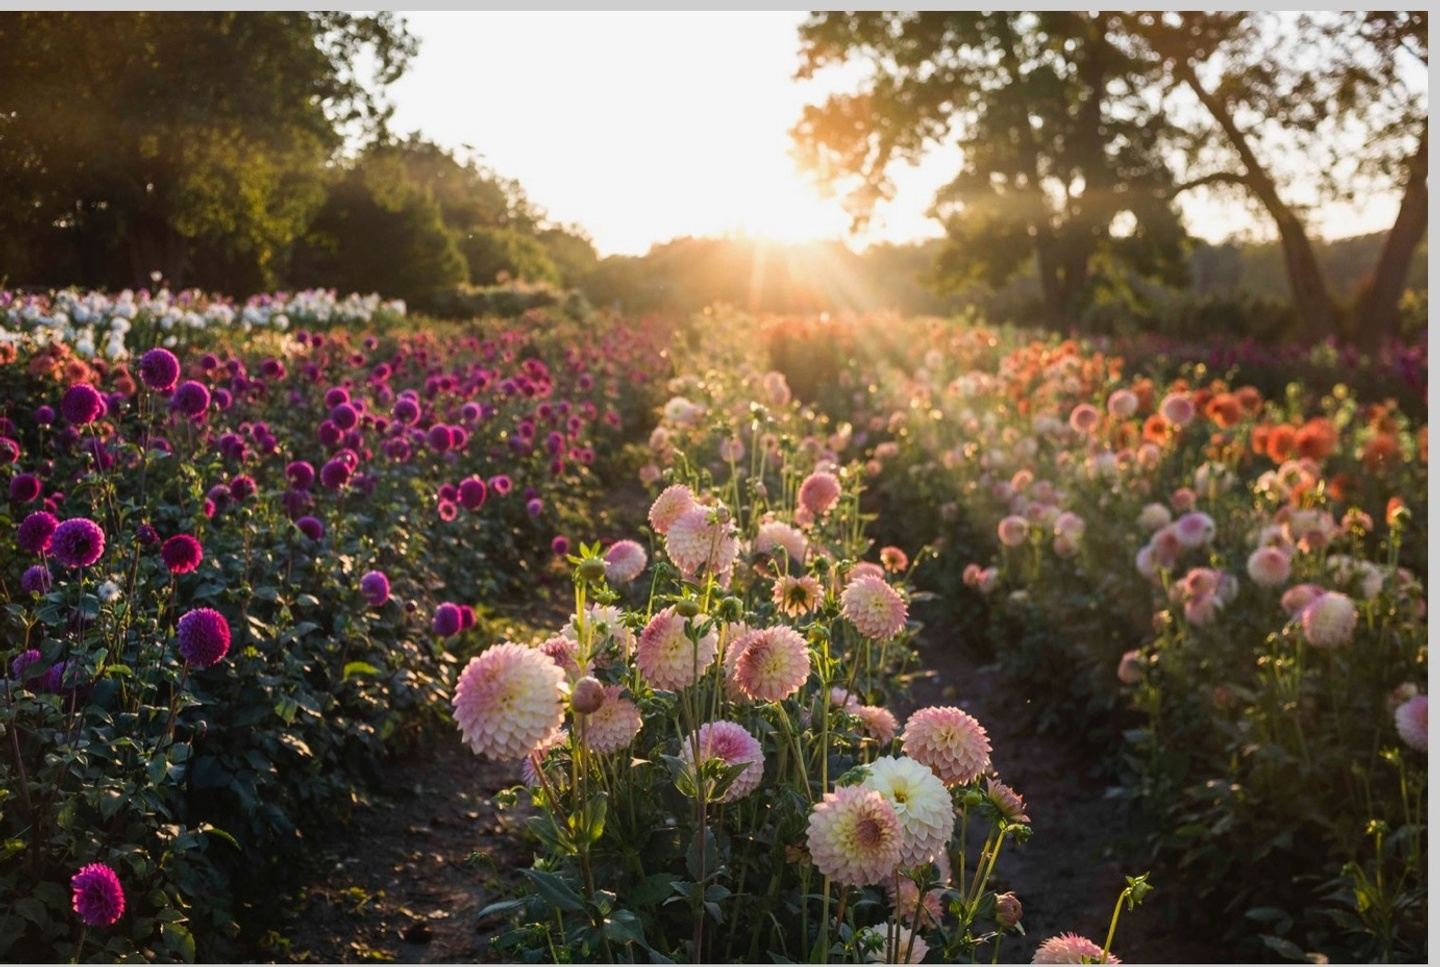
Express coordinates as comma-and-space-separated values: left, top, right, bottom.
1246, 546, 1291, 588
985, 777, 1030, 823
1107, 389, 1138, 418
731, 626, 811, 702
1068, 403, 1100, 435
637, 607, 718, 691
585, 685, 643, 754
1159, 391, 1194, 427
648, 484, 696, 535
453, 643, 566, 761
1395, 694, 1427, 752
841, 575, 908, 640
1301, 591, 1357, 648
604, 539, 648, 584
665, 504, 739, 582
755, 519, 808, 564
1280, 582, 1326, 617
855, 704, 899, 744
848, 561, 888, 585
1033, 932, 1120, 964
903, 705, 993, 787
681, 720, 765, 802
997, 515, 1030, 547
798, 470, 842, 516
805, 785, 904, 886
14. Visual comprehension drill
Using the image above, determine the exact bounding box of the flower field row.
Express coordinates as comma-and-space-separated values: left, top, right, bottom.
471, 334, 1150, 964
749, 312, 1427, 962
0, 300, 666, 960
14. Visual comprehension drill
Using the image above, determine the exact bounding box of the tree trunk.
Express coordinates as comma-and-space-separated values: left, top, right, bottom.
1172, 57, 1342, 338
1353, 130, 1427, 350
995, 15, 1068, 328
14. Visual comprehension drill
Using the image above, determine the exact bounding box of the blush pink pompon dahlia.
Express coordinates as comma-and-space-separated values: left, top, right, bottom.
664, 504, 740, 581
637, 607, 718, 691
798, 470, 843, 516
453, 643, 566, 761
648, 484, 697, 535
841, 575, 908, 640
681, 720, 765, 802
584, 685, 643, 754
1395, 694, 1427, 752
902, 705, 993, 787
730, 625, 812, 702
805, 785, 904, 887
1033, 933, 1121, 964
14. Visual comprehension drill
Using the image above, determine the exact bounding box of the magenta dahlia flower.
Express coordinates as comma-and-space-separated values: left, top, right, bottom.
453, 642, 567, 760
177, 608, 230, 668
432, 602, 464, 637
138, 348, 181, 392
60, 383, 106, 425
360, 570, 390, 607
161, 534, 203, 574
20, 564, 52, 595
9, 472, 41, 503
71, 863, 125, 928
51, 518, 106, 568
17, 510, 59, 554
171, 380, 211, 417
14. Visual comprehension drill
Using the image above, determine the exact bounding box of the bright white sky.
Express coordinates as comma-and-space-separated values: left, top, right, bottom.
388, 11, 1403, 257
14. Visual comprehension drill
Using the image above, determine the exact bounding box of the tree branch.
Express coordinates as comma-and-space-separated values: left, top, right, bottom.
1169, 171, 1250, 197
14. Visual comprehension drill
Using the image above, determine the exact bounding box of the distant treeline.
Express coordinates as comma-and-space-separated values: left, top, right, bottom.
578, 232, 1428, 343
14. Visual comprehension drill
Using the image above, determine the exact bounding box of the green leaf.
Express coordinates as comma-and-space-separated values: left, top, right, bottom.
342, 661, 382, 681
521, 868, 585, 913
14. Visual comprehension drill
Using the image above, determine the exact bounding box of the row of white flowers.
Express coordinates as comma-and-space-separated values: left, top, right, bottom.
0, 287, 406, 358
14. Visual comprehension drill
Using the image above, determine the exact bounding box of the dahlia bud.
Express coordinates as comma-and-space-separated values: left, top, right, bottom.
995, 892, 1022, 930
716, 596, 744, 623
576, 557, 607, 585
571, 676, 605, 715
674, 598, 700, 618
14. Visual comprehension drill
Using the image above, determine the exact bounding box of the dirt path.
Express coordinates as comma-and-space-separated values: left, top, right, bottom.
259, 746, 528, 963
900, 623, 1216, 964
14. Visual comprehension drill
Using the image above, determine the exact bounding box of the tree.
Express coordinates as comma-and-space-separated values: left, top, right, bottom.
0, 12, 414, 290
1133, 11, 1427, 345
290, 151, 467, 303
793, 12, 1189, 326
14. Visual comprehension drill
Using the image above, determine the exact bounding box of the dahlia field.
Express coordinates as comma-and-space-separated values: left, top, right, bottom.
0, 293, 1426, 964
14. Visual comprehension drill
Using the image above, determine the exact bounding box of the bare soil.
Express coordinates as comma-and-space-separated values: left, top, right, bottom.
899, 628, 1218, 963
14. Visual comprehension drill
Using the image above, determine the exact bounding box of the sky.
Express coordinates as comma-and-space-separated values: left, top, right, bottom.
388, 11, 1404, 258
